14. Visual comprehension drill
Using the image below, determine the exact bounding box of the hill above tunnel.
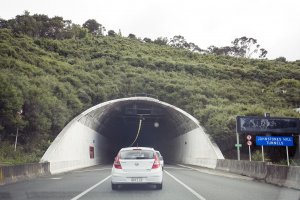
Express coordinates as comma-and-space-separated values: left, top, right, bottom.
1, 22, 300, 162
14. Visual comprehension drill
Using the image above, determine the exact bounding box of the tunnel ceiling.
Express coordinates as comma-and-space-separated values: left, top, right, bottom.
77, 98, 198, 148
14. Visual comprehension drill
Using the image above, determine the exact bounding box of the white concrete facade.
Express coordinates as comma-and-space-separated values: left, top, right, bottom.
41, 97, 224, 174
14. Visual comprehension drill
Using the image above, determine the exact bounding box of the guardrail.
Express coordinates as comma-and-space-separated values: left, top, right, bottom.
0, 162, 50, 185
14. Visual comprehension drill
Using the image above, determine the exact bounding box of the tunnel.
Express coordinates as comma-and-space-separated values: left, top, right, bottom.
41, 97, 224, 174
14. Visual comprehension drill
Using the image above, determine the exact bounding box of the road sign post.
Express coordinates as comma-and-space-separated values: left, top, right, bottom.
261, 146, 265, 162
286, 146, 290, 166
236, 131, 240, 160
249, 146, 251, 161
246, 135, 252, 161
298, 135, 300, 159
247, 140, 252, 161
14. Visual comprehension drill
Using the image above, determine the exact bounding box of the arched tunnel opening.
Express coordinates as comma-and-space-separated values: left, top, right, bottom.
41, 97, 224, 173
79, 100, 198, 162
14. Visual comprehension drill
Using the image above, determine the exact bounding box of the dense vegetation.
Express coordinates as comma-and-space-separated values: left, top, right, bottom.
1, 12, 300, 164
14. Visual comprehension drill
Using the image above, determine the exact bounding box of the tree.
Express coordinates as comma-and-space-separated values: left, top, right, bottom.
153, 37, 168, 45
8, 11, 39, 37
128, 33, 137, 39
62, 24, 87, 39
0, 18, 8, 29
169, 35, 189, 48
208, 45, 232, 56
143, 37, 152, 43
231, 36, 267, 58
107, 30, 116, 36
83, 19, 104, 35
31, 14, 51, 37
275, 56, 287, 62
207, 36, 268, 58
47, 16, 65, 39
0, 75, 25, 142
259, 48, 268, 58
188, 42, 204, 53
71, 24, 88, 39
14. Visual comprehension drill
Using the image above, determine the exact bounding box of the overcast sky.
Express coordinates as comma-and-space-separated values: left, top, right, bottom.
1, 0, 300, 61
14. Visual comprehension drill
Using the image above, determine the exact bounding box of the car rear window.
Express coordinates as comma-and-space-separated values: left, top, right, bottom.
120, 150, 154, 159
156, 151, 161, 157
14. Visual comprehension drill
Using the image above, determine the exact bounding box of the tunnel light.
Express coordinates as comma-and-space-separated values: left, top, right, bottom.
154, 122, 159, 128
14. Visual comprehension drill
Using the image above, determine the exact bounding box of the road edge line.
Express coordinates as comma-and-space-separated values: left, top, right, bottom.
177, 164, 253, 181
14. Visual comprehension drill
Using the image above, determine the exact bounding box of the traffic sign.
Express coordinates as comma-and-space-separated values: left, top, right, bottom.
235, 144, 242, 147
247, 141, 252, 146
246, 135, 252, 140
236, 116, 300, 134
256, 136, 294, 146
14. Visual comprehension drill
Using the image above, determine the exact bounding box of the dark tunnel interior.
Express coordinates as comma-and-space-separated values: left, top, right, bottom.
78, 100, 198, 162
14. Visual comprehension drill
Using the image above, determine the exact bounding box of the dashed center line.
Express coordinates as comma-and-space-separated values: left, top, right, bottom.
164, 170, 206, 200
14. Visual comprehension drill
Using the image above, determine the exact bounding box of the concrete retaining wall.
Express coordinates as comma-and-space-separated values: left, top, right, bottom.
216, 160, 267, 180
0, 162, 50, 185
212, 159, 300, 190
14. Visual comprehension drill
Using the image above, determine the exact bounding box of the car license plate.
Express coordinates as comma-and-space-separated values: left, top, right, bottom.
131, 178, 143, 182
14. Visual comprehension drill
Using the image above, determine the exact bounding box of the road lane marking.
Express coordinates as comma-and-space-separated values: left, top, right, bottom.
164, 166, 193, 170
164, 170, 206, 200
70, 175, 111, 200
50, 177, 62, 180
74, 168, 111, 173
177, 164, 253, 181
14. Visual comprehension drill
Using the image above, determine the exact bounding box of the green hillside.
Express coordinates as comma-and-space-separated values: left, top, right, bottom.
1, 14, 300, 164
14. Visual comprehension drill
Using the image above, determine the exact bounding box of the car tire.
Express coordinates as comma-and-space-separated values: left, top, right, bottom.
156, 183, 162, 190
112, 183, 118, 190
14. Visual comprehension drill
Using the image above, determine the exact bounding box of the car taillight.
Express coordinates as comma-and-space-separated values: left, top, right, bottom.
114, 154, 122, 169
152, 154, 160, 169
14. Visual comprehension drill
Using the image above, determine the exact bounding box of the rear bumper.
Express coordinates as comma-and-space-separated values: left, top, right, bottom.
111, 169, 163, 184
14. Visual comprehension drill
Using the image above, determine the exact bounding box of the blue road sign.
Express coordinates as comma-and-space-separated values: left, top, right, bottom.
256, 136, 294, 146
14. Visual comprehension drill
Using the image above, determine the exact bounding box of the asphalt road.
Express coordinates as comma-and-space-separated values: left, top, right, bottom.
0, 164, 299, 200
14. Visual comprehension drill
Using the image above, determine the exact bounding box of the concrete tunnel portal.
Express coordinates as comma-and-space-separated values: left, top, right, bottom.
41, 97, 224, 174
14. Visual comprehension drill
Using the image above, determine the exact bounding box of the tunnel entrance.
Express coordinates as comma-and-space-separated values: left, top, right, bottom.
78, 99, 199, 162
41, 97, 224, 174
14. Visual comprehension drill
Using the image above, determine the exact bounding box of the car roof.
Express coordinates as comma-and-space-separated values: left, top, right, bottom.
120, 147, 155, 151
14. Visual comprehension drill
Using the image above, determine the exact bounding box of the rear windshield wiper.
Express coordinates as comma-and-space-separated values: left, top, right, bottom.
135, 157, 152, 159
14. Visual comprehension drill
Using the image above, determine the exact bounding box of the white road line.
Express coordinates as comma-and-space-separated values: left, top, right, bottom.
177, 164, 253, 181
50, 177, 62, 180
164, 166, 193, 170
74, 168, 111, 173
70, 175, 111, 200
164, 170, 206, 200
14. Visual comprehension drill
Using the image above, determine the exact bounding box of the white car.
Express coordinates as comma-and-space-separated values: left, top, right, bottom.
111, 147, 163, 190
155, 151, 164, 169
